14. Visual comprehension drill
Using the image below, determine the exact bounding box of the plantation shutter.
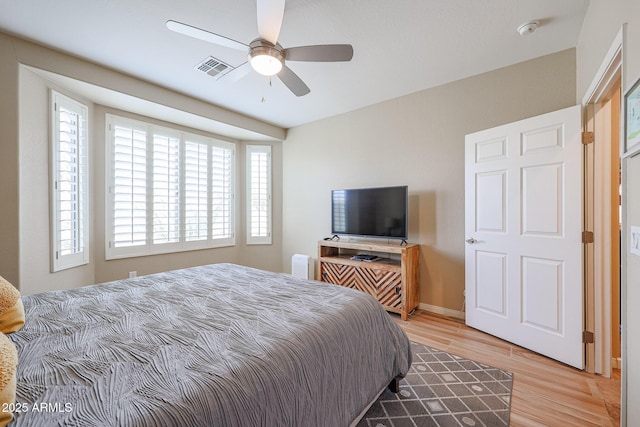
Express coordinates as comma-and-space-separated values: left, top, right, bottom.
211, 144, 235, 243
184, 141, 209, 242
332, 190, 347, 234
246, 145, 272, 244
111, 122, 148, 250
152, 133, 181, 244
51, 92, 89, 271
106, 114, 236, 259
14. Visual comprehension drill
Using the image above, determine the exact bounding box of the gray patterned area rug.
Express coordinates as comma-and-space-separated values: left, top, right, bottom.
358, 342, 513, 427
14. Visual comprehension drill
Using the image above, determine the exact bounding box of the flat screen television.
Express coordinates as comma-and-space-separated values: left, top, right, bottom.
331, 185, 408, 240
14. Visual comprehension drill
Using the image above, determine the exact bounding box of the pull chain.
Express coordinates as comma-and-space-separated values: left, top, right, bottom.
261, 77, 273, 103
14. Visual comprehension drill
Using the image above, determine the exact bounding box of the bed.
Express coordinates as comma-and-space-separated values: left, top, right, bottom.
7, 263, 411, 426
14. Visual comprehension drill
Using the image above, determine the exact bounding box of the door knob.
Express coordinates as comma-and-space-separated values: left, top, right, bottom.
465, 238, 478, 244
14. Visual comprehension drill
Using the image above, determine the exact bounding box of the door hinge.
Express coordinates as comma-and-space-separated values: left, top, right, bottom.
582, 231, 594, 243
583, 330, 595, 344
582, 131, 594, 145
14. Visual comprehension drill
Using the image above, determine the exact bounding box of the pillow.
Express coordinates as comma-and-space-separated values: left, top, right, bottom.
0, 333, 17, 427
0, 276, 24, 334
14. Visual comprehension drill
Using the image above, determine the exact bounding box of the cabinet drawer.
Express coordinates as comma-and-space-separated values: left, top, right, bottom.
320, 262, 402, 309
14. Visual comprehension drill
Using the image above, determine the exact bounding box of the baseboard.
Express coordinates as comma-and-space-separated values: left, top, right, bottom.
419, 303, 465, 320
611, 357, 622, 370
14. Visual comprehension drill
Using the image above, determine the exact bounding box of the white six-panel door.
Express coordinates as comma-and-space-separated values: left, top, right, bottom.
465, 105, 583, 369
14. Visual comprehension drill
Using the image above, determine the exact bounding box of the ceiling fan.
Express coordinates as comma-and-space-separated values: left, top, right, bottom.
166, 0, 354, 97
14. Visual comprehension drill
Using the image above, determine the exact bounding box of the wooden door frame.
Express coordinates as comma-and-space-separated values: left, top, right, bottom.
582, 28, 623, 376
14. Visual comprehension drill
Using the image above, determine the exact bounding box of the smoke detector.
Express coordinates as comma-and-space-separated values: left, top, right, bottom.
517, 21, 539, 36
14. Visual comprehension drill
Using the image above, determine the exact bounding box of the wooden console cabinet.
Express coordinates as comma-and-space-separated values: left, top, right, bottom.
317, 240, 419, 320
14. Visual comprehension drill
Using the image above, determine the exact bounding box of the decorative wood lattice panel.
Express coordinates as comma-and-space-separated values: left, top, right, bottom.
321, 263, 402, 308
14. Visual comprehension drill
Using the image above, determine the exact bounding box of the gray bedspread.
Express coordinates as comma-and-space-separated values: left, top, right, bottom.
8, 263, 411, 426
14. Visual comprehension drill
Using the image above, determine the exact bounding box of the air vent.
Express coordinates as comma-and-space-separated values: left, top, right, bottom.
194, 56, 233, 80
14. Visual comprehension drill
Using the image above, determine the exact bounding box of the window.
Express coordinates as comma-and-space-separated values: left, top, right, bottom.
50, 91, 89, 271
106, 114, 235, 259
246, 145, 272, 245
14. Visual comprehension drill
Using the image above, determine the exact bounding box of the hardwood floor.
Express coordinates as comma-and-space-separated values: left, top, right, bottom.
394, 310, 621, 426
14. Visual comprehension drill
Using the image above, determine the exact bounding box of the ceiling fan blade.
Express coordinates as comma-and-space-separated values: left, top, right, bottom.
284, 44, 354, 62
278, 65, 310, 97
257, 0, 285, 45
221, 62, 251, 83
166, 20, 247, 51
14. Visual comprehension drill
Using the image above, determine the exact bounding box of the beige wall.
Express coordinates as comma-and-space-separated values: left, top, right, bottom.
0, 32, 284, 293
282, 49, 576, 314
623, 153, 640, 424
577, 0, 640, 424
0, 36, 20, 286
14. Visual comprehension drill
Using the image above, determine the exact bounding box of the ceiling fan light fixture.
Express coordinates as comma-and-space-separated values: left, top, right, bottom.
167, 0, 354, 97
249, 41, 284, 76
250, 53, 283, 76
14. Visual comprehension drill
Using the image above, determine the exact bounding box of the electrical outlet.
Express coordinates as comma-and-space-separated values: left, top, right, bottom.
129, 271, 137, 278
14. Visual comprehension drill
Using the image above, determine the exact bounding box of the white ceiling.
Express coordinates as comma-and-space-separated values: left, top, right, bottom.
0, 0, 589, 133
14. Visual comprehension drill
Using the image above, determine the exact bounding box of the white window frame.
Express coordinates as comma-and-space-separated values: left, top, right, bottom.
50, 91, 90, 272
105, 114, 236, 260
246, 145, 272, 245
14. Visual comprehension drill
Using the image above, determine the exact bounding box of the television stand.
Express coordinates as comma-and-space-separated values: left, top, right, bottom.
317, 240, 419, 320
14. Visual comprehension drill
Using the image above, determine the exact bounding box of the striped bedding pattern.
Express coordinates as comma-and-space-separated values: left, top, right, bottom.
8, 263, 411, 426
